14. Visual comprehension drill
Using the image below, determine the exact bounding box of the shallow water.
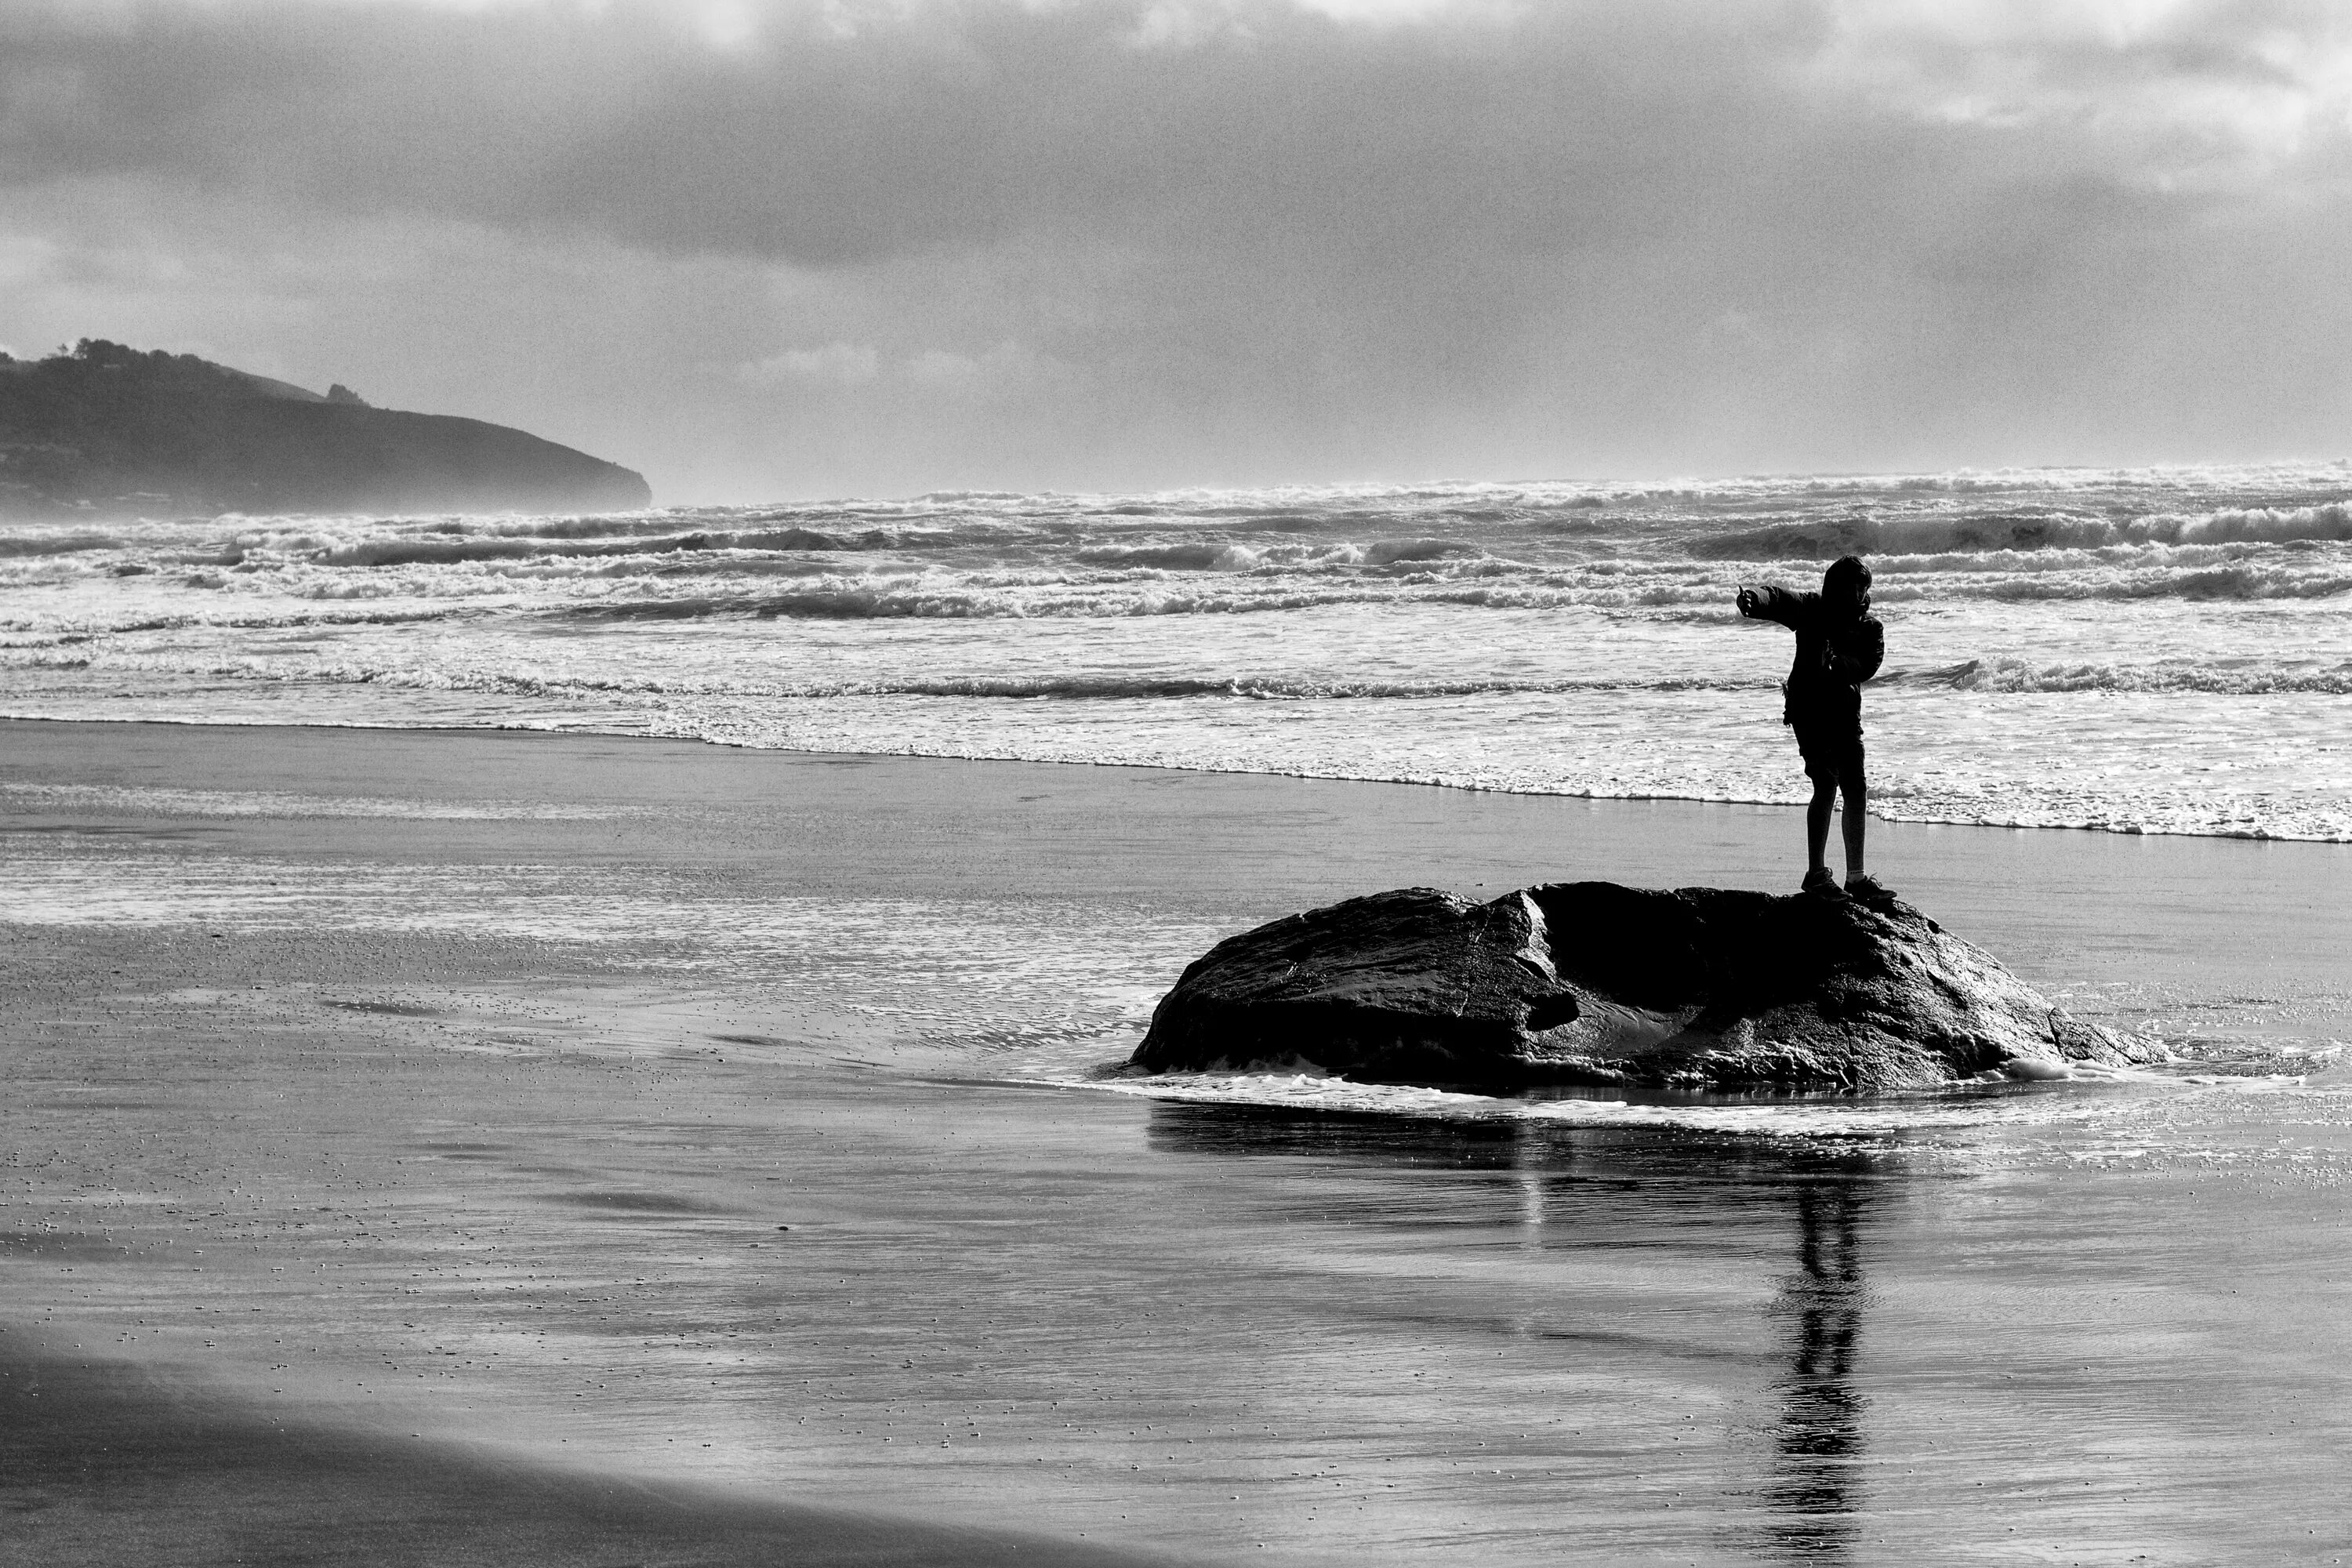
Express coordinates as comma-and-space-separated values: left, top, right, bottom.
12, 994, 2352, 1564
4, 462, 2349, 839
2, 728, 2347, 1563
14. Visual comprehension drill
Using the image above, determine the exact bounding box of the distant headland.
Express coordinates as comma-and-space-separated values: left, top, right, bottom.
0, 339, 652, 517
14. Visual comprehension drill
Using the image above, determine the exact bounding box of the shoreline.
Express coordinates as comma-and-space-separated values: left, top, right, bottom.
3, 714, 2348, 1563
4, 717, 2346, 1042
4, 709, 2342, 845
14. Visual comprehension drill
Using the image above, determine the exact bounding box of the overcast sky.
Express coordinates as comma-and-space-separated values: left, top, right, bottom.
4, 0, 2350, 501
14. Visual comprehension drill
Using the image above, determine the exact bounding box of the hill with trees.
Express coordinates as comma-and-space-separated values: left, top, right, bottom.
0, 340, 651, 517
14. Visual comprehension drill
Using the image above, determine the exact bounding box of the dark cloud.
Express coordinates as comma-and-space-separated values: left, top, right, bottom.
2, 2, 1860, 266
3, 0, 2350, 496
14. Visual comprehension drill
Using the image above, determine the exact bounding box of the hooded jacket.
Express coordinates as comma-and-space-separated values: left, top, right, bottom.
1745, 586, 1884, 733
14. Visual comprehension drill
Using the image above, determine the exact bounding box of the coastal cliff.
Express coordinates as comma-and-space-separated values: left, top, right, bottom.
1131, 880, 2164, 1094
0, 339, 650, 517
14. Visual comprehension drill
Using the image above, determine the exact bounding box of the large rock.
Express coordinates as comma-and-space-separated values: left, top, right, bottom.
1130, 883, 2161, 1093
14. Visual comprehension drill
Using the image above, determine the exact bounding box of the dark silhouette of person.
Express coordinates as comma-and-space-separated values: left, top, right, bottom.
1735, 555, 1889, 900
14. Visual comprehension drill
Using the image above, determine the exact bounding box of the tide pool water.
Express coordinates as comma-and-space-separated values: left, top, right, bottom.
4, 462, 2349, 840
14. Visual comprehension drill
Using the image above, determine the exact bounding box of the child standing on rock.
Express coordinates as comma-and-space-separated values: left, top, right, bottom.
1735, 554, 1889, 901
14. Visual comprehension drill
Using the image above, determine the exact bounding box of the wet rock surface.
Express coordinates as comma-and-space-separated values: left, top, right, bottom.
1131, 882, 2162, 1092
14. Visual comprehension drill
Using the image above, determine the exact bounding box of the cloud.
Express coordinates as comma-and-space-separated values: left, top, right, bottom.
732, 338, 1069, 399
736, 341, 881, 388
13, 0, 2342, 269
2, 0, 2350, 496
904, 341, 1073, 399
1813, 0, 2352, 187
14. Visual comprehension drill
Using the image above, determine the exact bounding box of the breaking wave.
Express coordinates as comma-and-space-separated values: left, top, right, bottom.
1699, 503, 2352, 561
7, 459, 2348, 845
1901, 659, 2352, 695
13, 638, 2344, 702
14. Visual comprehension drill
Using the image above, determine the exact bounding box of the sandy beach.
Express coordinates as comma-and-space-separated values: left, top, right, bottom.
14, 2, 2352, 1560
3, 719, 2348, 1565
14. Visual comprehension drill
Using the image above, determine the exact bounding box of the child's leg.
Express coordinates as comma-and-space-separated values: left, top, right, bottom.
1836, 735, 1870, 877
1806, 775, 1837, 873
1840, 771, 1867, 876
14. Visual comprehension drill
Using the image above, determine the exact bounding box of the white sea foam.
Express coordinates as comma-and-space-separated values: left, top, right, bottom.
2, 464, 2347, 839
1062, 1067, 2173, 1138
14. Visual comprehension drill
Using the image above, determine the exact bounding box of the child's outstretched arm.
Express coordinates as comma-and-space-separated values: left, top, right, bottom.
1736, 584, 1804, 627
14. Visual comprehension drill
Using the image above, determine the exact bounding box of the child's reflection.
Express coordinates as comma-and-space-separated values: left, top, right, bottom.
1763, 1180, 1869, 1559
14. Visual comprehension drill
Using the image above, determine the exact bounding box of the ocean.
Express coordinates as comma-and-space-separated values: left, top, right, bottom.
5, 460, 2350, 841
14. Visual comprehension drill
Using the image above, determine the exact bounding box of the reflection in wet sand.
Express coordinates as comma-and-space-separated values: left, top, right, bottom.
1148, 1104, 1893, 1560
1763, 1178, 1869, 1562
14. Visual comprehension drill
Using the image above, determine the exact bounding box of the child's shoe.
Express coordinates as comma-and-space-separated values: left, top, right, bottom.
1846, 871, 1896, 904
1800, 866, 1849, 899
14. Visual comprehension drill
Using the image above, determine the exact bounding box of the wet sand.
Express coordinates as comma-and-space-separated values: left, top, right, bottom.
0, 1348, 1182, 1567
2, 720, 2348, 1565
